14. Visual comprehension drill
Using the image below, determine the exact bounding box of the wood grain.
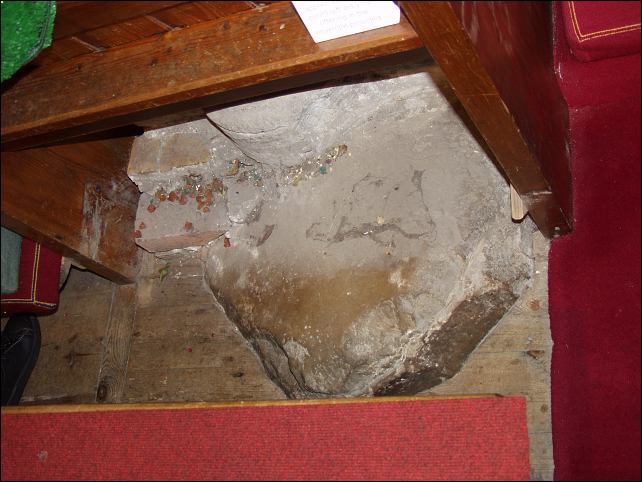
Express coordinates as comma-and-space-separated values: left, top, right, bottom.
0, 138, 141, 284
150, 1, 254, 29
31, 2, 257, 68
20, 269, 114, 405
3, 393, 507, 415
124, 255, 286, 402
1, 2, 424, 150
52, 1, 187, 39
96, 284, 137, 403
400, 1, 571, 238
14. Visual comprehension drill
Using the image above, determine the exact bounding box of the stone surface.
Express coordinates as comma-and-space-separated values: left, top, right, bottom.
128, 119, 274, 253
128, 118, 246, 193
206, 67, 445, 168
201, 62, 535, 398
134, 191, 229, 253
128, 136, 161, 175
159, 132, 212, 172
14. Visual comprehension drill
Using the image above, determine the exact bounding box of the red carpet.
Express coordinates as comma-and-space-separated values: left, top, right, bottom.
1, 396, 530, 480
549, 3, 641, 480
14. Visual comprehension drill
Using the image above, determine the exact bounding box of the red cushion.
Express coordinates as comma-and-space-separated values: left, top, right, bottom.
1, 238, 61, 316
562, 1, 641, 62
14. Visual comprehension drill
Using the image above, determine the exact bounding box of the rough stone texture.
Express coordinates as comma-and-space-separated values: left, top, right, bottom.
206, 69, 446, 168
129, 119, 246, 193
201, 62, 535, 398
128, 136, 161, 175
134, 191, 229, 252
159, 132, 212, 172
128, 119, 273, 253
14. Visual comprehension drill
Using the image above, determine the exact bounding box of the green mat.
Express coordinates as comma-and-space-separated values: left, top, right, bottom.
1, 226, 22, 295
1, 0, 56, 82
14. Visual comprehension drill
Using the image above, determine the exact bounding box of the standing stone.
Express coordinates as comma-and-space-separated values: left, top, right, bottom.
202, 62, 535, 398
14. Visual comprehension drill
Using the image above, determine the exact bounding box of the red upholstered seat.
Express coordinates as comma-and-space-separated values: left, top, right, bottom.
1, 238, 61, 316
562, 1, 641, 62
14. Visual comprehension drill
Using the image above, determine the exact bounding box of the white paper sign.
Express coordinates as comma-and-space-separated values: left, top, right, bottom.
292, 1, 401, 43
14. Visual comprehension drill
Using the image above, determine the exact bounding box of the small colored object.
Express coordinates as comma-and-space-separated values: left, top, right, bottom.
179, 194, 188, 205
133, 230, 142, 239
155, 189, 167, 201
212, 178, 226, 194
159, 264, 170, 283
224, 238, 231, 248
228, 159, 240, 176
319, 166, 328, 175
168, 191, 177, 202
139, 222, 146, 230
147, 204, 156, 213
184, 221, 194, 232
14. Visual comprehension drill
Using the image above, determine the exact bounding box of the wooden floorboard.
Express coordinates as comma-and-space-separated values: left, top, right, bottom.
96, 284, 137, 403
124, 254, 285, 402
19, 269, 114, 405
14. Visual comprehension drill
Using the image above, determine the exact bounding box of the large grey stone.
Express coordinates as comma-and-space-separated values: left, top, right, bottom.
202, 62, 535, 398
206, 67, 445, 168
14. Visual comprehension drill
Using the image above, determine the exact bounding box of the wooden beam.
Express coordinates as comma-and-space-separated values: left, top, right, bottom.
1, 2, 424, 151
400, 1, 572, 237
1, 138, 141, 284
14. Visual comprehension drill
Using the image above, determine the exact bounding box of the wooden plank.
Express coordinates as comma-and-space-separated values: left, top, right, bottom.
3, 393, 505, 415
31, 2, 255, 68
40, 37, 99, 64
20, 269, 115, 406
1, 2, 424, 151
52, 1, 187, 39
150, 1, 255, 28
400, 1, 571, 238
73, 16, 169, 51
0, 138, 141, 284
125, 255, 285, 402
96, 284, 137, 403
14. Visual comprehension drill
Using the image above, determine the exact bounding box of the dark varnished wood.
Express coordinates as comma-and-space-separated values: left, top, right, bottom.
1, 138, 141, 284
52, 1, 186, 39
1, 2, 423, 151
30, 2, 257, 67
401, 1, 572, 237
149, 1, 255, 29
